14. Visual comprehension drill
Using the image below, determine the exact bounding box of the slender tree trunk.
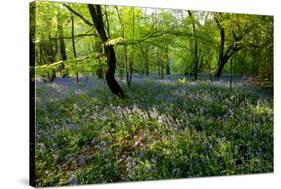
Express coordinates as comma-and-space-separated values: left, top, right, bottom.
119, 55, 124, 80
57, 10, 69, 77
188, 11, 198, 80
115, 7, 125, 81
161, 63, 163, 79
104, 6, 111, 38
88, 4, 124, 97
166, 63, 170, 75
128, 8, 135, 87
95, 40, 104, 79
165, 46, 170, 75
157, 48, 160, 79
141, 46, 149, 76
253, 49, 259, 75
145, 46, 149, 76
230, 57, 233, 89
124, 45, 129, 86
43, 38, 57, 82
71, 16, 79, 83
157, 48, 163, 79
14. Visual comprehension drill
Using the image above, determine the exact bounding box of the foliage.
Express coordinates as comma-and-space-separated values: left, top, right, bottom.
32, 1, 273, 186
32, 1, 273, 80
35, 77, 273, 186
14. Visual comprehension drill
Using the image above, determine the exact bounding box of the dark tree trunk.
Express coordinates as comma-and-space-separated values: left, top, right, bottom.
145, 61, 149, 76
252, 48, 259, 75
115, 7, 125, 81
214, 14, 243, 79
214, 27, 225, 78
71, 16, 79, 83
128, 8, 135, 86
124, 45, 129, 85
141, 46, 149, 76
230, 57, 233, 89
166, 63, 170, 75
95, 40, 104, 79
157, 48, 163, 79
59, 38, 67, 60
214, 61, 225, 78
40, 39, 57, 82
58, 38, 69, 78
214, 46, 237, 78
129, 57, 133, 86
48, 36, 57, 82
188, 11, 198, 80
214, 55, 232, 78
57, 11, 69, 77
145, 47, 149, 76
213, 14, 226, 79
88, 4, 124, 97
165, 47, 170, 75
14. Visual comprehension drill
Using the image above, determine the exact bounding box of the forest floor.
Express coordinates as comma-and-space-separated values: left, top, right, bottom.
34, 75, 273, 186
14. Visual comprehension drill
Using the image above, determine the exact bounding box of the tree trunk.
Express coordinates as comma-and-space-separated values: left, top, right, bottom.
165, 46, 170, 75
145, 47, 149, 76
188, 11, 198, 80
41, 39, 57, 82
95, 40, 104, 79
115, 7, 127, 83
124, 45, 129, 85
127, 8, 135, 87
230, 57, 233, 89
57, 10, 69, 77
214, 14, 225, 79
141, 46, 149, 76
88, 4, 124, 97
71, 16, 79, 83
166, 62, 170, 75
157, 48, 162, 79
214, 58, 227, 78
214, 50, 234, 78
214, 14, 242, 79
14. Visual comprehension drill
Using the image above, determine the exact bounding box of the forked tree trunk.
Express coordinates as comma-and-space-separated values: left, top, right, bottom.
213, 14, 243, 79
88, 4, 124, 97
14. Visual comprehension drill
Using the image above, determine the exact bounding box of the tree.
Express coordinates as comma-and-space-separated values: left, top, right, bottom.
115, 7, 129, 85
88, 4, 125, 97
57, 8, 69, 77
213, 13, 249, 78
188, 10, 199, 80
33, 1, 273, 90
71, 16, 79, 83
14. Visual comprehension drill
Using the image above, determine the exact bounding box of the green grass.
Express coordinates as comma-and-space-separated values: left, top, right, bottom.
35, 79, 273, 186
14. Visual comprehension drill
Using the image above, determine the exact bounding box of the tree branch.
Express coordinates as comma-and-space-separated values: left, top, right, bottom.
63, 4, 94, 27
50, 33, 98, 40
